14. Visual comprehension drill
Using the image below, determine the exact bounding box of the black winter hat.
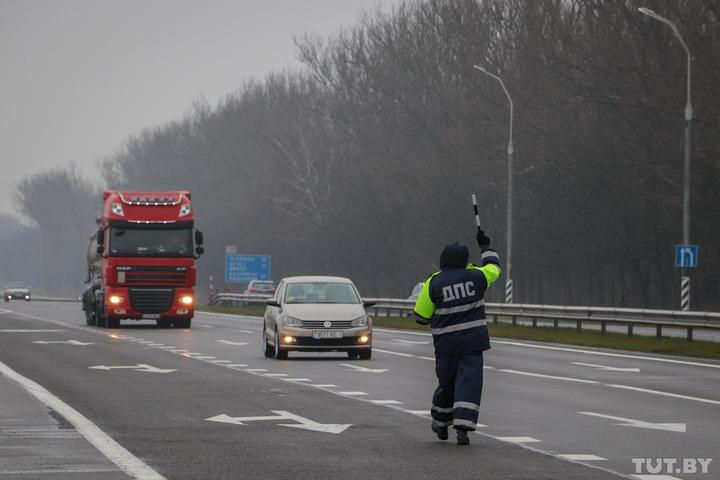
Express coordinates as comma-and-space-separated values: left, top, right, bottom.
440, 242, 469, 269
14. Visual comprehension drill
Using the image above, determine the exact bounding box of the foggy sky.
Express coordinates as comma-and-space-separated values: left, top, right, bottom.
0, 0, 402, 217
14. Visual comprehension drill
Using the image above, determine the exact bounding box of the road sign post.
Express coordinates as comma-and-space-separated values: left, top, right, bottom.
675, 244, 697, 311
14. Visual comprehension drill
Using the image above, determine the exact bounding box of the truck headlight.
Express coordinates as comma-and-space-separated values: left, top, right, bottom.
351, 315, 368, 327
109, 295, 123, 305
282, 315, 302, 327
180, 295, 194, 305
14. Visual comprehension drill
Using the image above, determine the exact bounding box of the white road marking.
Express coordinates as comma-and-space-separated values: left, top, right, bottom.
484, 366, 496, 370
286, 378, 312, 382
578, 411, 685, 433
265, 373, 289, 377
339, 363, 388, 373
572, 362, 640, 373
499, 369, 600, 385
374, 348, 415, 358
138, 340, 154, 344
218, 340, 249, 346
238, 330, 255, 334
211, 360, 231, 364
338, 391, 368, 396
88, 364, 176, 374
159, 346, 177, 350
370, 400, 403, 405
206, 410, 351, 434
199, 325, 215, 328
196, 356, 216, 360
245, 368, 268, 372
312, 384, 337, 388
607, 384, 720, 406
0, 358, 166, 479
182, 353, 202, 356
0, 329, 64, 333
228, 364, 248, 368
632, 476, 684, 480
392, 339, 429, 345
417, 356, 435, 361
496, 436, 542, 443
558, 454, 607, 461
404, 410, 431, 415
32, 340, 93, 346
147, 344, 164, 347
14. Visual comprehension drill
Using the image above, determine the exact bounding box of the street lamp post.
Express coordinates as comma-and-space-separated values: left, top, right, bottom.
639, 7, 693, 311
473, 65, 514, 304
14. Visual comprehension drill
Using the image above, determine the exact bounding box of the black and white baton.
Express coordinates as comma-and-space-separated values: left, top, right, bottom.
471, 193, 481, 233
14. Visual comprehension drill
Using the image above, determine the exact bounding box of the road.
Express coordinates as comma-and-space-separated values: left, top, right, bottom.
1, 301, 718, 479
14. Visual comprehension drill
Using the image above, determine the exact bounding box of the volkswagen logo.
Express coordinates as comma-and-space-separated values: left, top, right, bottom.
323, 321, 332, 328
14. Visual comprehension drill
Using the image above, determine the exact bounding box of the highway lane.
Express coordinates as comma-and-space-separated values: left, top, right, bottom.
2, 302, 719, 479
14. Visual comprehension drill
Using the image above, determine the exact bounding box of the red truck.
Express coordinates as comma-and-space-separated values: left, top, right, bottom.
82, 191, 204, 328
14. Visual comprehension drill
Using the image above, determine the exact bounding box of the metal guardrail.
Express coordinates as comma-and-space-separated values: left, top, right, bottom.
207, 293, 720, 341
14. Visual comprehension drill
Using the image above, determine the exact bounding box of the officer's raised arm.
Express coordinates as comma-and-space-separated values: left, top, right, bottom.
470, 230, 501, 287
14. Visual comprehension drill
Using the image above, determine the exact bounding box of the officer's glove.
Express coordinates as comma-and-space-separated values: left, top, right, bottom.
476, 230, 491, 248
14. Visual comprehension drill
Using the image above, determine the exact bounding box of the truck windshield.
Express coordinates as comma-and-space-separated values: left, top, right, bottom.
109, 227, 193, 258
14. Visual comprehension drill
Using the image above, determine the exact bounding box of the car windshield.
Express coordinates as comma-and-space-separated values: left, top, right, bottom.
6, 283, 29, 289
284, 282, 360, 304
109, 227, 193, 258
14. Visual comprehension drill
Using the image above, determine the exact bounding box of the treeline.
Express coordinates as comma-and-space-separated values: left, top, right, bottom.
12, 0, 720, 309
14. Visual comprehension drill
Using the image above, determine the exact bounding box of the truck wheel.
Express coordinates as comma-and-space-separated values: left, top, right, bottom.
96, 312, 106, 328
263, 326, 274, 358
85, 309, 96, 326
274, 330, 288, 360
106, 316, 120, 328
359, 349, 372, 360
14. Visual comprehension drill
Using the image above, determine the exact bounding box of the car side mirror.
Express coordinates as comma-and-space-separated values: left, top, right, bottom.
265, 298, 280, 308
195, 230, 204, 246
195, 246, 204, 256
96, 245, 104, 255
362, 300, 376, 308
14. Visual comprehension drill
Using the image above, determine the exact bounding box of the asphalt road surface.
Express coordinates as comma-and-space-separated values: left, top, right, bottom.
1, 302, 718, 480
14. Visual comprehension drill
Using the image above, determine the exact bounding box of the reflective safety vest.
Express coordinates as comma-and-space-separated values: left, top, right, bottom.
413, 249, 501, 356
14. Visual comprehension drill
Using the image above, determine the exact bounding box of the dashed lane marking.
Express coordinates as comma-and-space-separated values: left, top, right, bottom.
496, 437, 542, 443
607, 384, 720, 406
499, 369, 600, 385
558, 454, 607, 461
245, 368, 268, 372
338, 392, 368, 396
312, 384, 337, 388
0, 329, 64, 333
370, 400, 403, 405
265, 373, 288, 377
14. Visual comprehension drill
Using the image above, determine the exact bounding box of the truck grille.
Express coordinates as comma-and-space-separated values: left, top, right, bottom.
129, 288, 174, 314
301, 320, 353, 329
119, 266, 188, 286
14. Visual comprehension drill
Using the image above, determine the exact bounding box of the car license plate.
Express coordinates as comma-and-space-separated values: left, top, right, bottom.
142, 314, 161, 319
313, 330, 343, 339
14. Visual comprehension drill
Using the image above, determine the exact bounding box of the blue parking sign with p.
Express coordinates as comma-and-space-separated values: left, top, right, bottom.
675, 245, 698, 268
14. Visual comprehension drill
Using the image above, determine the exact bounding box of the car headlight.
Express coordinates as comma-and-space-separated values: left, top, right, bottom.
351, 315, 368, 327
282, 315, 302, 327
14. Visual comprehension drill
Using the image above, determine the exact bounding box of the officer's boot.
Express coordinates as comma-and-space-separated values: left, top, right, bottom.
456, 428, 470, 445
431, 421, 448, 441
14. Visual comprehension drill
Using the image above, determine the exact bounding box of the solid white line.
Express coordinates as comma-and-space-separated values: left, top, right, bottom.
264, 373, 288, 377
499, 369, 600, 385
0, 329, 64, 333
245, 369, 268, 372
286, 378, 312, 382
558, 454, 607, 461
312, 384, 337, 388
403, 410, 431, 415
228, 364, 248, 368
417, 356, 435, 361
338, 391, 368, 396
0, 359, 165, 479
607, 384, 720, 406
370, 400, 403, 405
196, 356, 216, 360
211, 360, 231, 364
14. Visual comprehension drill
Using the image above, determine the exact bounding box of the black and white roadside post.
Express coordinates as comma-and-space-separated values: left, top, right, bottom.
639, 7, 693, 310
473, 65, 514, 303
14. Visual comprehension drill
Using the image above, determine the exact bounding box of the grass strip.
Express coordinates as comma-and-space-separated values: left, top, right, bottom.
197, 306, 720, 360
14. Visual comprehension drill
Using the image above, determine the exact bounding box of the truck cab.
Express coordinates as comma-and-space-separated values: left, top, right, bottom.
82, 190, 203, 328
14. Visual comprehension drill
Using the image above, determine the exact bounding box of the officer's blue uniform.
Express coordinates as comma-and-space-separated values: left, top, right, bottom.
413, 247, 501, 431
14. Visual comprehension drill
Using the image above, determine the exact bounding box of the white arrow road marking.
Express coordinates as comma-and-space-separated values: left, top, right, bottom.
32, 340, 94, 346
205, 410, 351, 434
572, 362, 640, 373
218, 340, 249, 346
88, 364, 176, 374
578, 412, 686, 433
339, 363, 388, 373
392, 339, 429, 345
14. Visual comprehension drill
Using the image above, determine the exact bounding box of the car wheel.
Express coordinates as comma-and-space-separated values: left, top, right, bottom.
359, 349, 372, 360
263, 326, 274, 358
347, 351, 360, 359
274, 329, 288, 360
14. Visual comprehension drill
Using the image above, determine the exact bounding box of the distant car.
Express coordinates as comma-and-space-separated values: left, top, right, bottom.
243, 280, 275, 295
3, 282, 31, 302
262, 276, 374, 360
407, 282, 424, 302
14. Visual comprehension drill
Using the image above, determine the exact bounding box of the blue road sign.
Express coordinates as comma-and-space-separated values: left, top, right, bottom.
675, 244, 698, 268
225, 255, 271, 283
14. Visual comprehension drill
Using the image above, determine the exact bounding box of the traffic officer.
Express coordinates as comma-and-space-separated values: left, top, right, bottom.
413, 230, 501, 445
